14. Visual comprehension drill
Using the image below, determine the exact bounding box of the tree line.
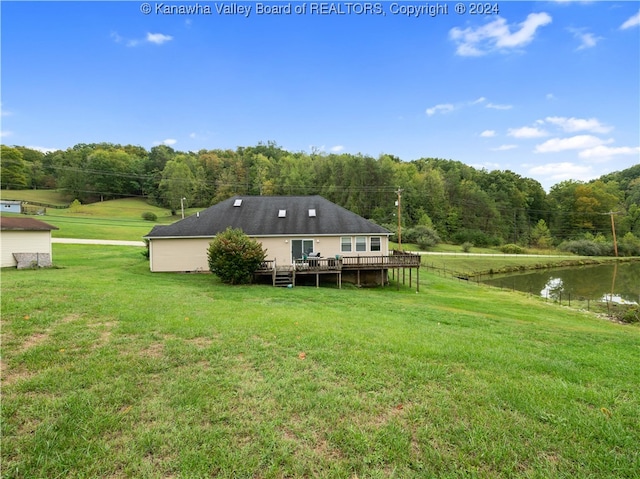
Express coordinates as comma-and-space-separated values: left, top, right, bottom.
1, 142, 639, 254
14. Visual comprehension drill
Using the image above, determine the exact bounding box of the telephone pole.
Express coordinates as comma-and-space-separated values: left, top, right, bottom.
396, 188, 403, 251
607, 211, 620, 257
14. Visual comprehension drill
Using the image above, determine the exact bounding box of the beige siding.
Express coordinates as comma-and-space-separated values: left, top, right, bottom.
149, 238, 212, 272
0, 230, 52, 268
149, 234, 389, 272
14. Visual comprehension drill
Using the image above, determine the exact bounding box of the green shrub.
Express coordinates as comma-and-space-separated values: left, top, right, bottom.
207, 227, 267, 284
558, 239, 613, 256
142, 211, 158, 221
621, 305, 640, 324
619, 232, 640, 256
500, 243, 525, 254
141, 239, 150, 259
461, 242, 473, 253
403, 225, 441, 250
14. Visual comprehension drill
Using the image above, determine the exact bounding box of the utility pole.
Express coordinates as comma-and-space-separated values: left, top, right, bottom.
607, 211, 620, 257
396, 188, 403, 251
180, 197, 186, 219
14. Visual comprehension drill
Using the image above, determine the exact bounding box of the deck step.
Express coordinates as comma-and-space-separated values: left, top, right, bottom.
274, 271, 293, 287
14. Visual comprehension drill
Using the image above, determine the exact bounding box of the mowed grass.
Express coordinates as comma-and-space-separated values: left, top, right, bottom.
1, 245, 639, 478
0, 189, 70, 206
1, 197, 196, 241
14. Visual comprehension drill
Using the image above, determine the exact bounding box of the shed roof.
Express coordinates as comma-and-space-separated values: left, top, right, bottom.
0, 217, 59, 231
145, 195, 390, 238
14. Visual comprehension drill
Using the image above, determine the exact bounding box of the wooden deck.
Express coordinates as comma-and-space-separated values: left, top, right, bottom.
254, 251, 421, 289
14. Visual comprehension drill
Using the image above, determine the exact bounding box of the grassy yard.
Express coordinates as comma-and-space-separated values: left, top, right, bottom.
0, 197, 192, 241
0, 189, 70, 207
1, 245, 638, 478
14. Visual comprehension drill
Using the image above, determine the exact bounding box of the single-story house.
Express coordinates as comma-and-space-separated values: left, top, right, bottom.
1, 200, 22, 214
0, 217, 59, 268
145, 195, 392, 273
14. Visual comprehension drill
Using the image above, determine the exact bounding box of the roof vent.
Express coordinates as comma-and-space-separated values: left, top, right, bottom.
233, 199, 242, 207
278, 209, 286, 218
309, 209, 316, 217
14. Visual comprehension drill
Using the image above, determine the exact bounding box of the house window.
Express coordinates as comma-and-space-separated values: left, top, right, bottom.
278, 209, 286, 218
308, 209, 316, 217
370, 237, 381, 252
355, 237, 366, 252
292, 239, 314, 260
341, 237, 352, 253
233, 199, 242, 207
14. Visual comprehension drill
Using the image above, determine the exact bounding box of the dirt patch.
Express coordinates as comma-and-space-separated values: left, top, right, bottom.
1, 362, 36, 386
140, 343, 164, 358
185, 337, 214, 349
20, 332, 49, 352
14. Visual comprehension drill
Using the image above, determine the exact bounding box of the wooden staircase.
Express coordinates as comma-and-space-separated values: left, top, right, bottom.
273, 268, 294, 287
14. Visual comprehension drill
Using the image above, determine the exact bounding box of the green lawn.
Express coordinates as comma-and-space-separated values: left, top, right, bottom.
1, 245, 638, 478
0, 197, 197, 241
0, 189, 70, 206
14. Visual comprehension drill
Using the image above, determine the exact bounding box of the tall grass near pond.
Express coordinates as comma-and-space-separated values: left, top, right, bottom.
1, 245, 638, 478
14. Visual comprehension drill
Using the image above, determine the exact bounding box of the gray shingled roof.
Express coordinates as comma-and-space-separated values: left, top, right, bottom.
145, 196, 390, 238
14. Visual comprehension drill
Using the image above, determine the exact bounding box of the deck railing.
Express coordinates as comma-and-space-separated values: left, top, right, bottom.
255, 252, 420, 274
293, 257, 343, 272
342, 252, 421, 268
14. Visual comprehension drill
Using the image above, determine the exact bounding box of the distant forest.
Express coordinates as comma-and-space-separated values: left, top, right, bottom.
2, 142, 639, 255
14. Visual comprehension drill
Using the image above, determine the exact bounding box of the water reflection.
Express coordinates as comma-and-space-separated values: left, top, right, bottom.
482, 262, 640, 304
541, 277, 564, 300
601, 294, 637, 305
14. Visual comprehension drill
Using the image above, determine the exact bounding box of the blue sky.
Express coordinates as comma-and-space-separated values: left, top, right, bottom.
2, 1, 639, 190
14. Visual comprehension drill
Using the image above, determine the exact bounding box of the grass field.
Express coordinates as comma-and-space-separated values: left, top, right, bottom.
0, 197, 191, 241
0, 189, 70, 207
1, 244, 638, 478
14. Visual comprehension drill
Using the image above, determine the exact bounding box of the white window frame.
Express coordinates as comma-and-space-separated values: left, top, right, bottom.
340, 236, 352, 253
370, 237, 381, 252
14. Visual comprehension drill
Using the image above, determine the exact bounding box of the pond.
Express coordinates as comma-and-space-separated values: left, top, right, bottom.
481, 261, 640, 305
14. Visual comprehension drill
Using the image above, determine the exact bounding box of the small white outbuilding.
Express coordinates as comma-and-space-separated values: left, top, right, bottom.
0, 217, 59, 268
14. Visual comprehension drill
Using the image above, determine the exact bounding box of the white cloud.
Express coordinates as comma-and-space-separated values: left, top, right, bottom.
112, 31, 173, 47
154, 138, 177, 146
528, 162, 594, 182
544, 116, 612, 133
471, 97, 486, 105
330, 145, 345, 153
0, 130, 13, 138
546, 93, 556, 100
480, 130, 496, 138
620, 11, 640, 30
147, 32, 173, 45
535, 135, 612, 153
491, 144, 518, 151
26, 145, 58, 153
578, 145, 640, 160
568, 28, 602, 50
450, 12, 552, 56
486, 103, 513, 110
426, 103, 455, 116
189, 132, 197, 139
508, 126, 548, 138
1, 103, 12, 117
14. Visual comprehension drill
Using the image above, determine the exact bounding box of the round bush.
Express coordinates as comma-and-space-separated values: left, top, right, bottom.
207, 227, 267, 284
142, 211, 158, 221
500, 244, 525, 254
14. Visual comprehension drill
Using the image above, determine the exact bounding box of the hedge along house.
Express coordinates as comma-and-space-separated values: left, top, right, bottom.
0, 217, 59, 268
144, 195, 421, 288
